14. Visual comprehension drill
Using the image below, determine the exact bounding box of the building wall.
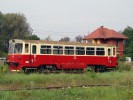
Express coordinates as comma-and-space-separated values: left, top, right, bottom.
91, 39, 102, 44
102, 39, 124, 57
87, 39, 124, 57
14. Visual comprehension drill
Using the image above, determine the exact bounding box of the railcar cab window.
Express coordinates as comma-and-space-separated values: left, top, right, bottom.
40, 45, 51, 54
86, 47, 95, 55
14, 43, 23, 54
65, 46, 74, 55
53, 46, 63, 54
76, 47, 85, 55
96, 48, 105, 55
9, 43, 14, 54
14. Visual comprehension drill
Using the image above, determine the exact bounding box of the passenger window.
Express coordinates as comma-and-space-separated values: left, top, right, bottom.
40, 45, 51, 54
96, 48, 105, 55
25, 44, 29, 53
32, 45, 36, 54
76, 47, 85, 55
113, 48, 115, 56
53, 46, 63, 54
65, 46, 74, 55
86, 47, 95, 55
108, 48, 111, 56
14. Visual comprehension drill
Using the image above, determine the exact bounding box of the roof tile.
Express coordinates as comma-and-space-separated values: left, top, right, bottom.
84, 26, 128, 40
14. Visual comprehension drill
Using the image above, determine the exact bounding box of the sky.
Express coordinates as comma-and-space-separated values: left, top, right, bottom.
0, 0, 133, 41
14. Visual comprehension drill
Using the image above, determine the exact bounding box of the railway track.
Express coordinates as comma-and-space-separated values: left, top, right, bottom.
0, 84, 111, 91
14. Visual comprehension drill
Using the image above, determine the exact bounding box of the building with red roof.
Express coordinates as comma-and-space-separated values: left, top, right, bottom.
84, 26, 128, 57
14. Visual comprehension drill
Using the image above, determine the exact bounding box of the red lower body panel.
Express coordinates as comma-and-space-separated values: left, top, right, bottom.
8, 54, 117, 71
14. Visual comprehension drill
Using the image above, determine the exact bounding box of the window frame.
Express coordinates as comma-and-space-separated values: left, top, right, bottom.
76, 47, 85, 55
64, 46, 74, 55
32, 45, 37, 54
53, 46, 63, 54
14, 43, 23, 54
86, 47, 95, 55
113, 48, 116, 56
40, 45, 52, 54
96, 47, 105, 56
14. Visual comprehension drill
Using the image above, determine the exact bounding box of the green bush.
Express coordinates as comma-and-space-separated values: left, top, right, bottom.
117, 61, 132, 71
0, 52, 7, 57
0, 64, 8, 78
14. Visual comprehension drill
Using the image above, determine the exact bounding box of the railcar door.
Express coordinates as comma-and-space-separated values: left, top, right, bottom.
23, 43, 38, 70
30, 44, 38, 67
24, 43, 31, 67
107, 47, 112, 66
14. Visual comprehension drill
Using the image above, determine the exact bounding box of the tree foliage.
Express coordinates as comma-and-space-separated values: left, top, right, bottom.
122, 26, 133, 60
44, 36, 52, 41
75, 35, 83, 43
23, 34, 40, 40
59, 37, 70, 42
0, 12, 32, 55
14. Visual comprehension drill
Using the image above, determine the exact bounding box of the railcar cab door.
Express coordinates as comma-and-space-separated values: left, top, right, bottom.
24, 43, 31, 67
30, 44, 37, 67
107, 47, 112, 66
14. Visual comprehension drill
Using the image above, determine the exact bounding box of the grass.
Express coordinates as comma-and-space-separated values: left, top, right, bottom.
0, 86, 133, 100
0, 62, 133, 99
0, 71, 133, 89
117, 61, 133, 71
0, 61, 133, 88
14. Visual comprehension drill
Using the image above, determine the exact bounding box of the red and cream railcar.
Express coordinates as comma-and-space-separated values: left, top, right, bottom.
7, 39, 117, 72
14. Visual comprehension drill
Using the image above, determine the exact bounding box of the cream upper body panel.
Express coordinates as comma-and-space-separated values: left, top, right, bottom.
9, 39, 116, 57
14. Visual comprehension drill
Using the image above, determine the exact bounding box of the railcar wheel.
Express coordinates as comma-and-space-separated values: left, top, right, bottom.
78, 69, 84, 73
50, 65, 57, 73
24, 68, 30, 74
38, 66, 45, 74
88, 66, 95, 72
95, 66, 106, 72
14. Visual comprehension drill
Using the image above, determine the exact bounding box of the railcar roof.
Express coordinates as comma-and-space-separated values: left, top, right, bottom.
10, 39, 115, 47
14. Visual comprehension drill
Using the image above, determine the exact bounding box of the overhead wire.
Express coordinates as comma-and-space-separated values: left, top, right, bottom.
32, 31, 88, 36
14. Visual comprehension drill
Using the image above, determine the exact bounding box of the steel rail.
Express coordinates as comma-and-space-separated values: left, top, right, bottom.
0, 84, 111, 91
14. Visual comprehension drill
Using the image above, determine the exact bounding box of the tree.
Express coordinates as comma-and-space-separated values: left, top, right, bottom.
59, 37, 70, 42
75, 35, 83, 42
122, 26, 133, 60
4, 13, 32, 38
0, 12, 32, 53
23, 34, 40, 40
125, 41, 133, 59
44, 36, 52, 41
